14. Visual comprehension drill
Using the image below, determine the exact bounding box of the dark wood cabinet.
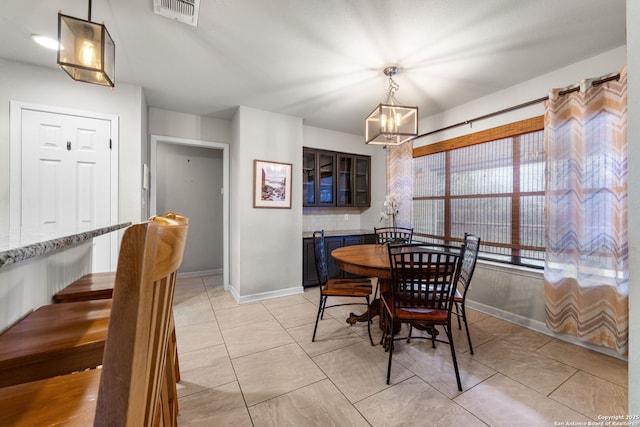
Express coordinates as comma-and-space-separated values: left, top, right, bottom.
302, 232, 376, 287
303, 147, 370, 208
302, 238, 317, 286
337, 153, 371, 207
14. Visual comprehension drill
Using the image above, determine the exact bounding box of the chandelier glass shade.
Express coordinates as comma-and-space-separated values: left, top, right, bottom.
365, 67, 418, 146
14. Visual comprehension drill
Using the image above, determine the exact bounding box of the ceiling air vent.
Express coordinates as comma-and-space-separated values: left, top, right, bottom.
153, 0, 200, 27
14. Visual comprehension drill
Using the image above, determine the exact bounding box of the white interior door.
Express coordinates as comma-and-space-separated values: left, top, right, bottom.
20, 109, 112, 271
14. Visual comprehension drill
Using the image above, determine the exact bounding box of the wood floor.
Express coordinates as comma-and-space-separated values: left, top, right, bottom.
174, 275, 628, 426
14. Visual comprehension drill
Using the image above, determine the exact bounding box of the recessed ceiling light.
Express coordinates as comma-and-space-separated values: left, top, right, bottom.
31, 35, 60, 50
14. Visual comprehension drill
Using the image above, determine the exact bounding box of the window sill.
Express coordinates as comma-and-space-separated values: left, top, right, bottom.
477, 259, 544, 279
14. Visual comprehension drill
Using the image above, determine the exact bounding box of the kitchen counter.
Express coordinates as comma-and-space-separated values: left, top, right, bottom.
303, 229, 374, 239
0, 222, 131, 269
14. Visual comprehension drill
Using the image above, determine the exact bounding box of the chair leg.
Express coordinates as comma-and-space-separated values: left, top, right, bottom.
445, 323, 463, 392
461, 305, 474, 355
454, 302, 462, 330
320, 295, 328, 320
385, 311, 395, 385
312, 295, 326, 342
365, 296, 374, 346
431, 326, 436, 349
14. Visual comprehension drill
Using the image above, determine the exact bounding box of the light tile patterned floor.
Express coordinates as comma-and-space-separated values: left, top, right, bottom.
175, 275, 628, 427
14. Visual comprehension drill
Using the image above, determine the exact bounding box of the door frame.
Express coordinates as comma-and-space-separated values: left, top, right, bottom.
150, 135, 230, 289
9, 101, 120, 270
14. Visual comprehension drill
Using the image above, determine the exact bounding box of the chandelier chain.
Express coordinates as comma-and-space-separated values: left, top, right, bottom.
386, 76, 399, 105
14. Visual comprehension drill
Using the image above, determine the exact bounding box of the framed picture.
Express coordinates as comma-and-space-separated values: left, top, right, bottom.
253, 159, 292, 208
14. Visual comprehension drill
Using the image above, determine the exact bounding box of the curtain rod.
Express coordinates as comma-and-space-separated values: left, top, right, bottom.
413, 73, 620, 140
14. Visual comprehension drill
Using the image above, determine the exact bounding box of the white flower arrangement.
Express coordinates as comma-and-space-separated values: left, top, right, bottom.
379, 195, 399, 226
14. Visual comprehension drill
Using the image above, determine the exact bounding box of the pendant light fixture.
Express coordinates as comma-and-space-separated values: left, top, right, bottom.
57, 0, 115, 87
365, 66, 418, 146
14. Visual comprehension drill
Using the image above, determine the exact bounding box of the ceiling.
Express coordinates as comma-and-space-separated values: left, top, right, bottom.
0, 0, 626, 136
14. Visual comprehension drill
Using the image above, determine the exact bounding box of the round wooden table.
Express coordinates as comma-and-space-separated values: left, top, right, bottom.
332, 243, 440, 337
331, 244, 391, 328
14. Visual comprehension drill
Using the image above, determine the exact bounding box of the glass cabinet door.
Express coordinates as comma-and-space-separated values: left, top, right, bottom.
303, 150, 317, 205
337, 155, 353, 206
354, 156, 370, 206
303, 148, 336, 207
318, 151, 335, 206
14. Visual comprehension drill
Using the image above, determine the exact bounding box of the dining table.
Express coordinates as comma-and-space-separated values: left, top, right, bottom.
331, 243, 392, 329
331, 243, 446, 336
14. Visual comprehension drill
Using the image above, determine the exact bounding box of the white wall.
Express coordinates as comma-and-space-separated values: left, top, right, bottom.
140, 91, 149, 218
414, 46, 627, 147
0, 59, 146, 230
414, 46, 628, 359
302, 126, 387, 232
626, 0, 639, 414
148, 107, 233, 144
229, 106, 303, 301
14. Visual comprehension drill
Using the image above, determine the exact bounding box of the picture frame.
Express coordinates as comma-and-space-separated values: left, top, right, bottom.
253, 159, 292, 208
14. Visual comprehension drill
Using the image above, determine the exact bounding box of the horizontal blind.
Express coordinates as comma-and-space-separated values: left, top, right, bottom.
412, 122, 545, 267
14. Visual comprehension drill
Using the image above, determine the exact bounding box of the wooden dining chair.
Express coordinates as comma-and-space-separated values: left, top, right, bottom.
52, 271, 118, 303
404, 234, 481, 353
0, 216, 188, 426
51, 212, 185, 386
312, 230, 374, 346
53, 212, 187, 304
0, 213, 188, 387
381, 243, 464, 390
0, 215, 188, 426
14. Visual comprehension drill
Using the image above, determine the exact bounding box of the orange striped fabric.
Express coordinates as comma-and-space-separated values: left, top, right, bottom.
386, 143, 413, 229
543, 67, 628, 354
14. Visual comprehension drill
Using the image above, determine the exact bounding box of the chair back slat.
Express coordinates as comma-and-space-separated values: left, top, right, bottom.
407, 235, 480, 296
388, 244, 463, 313
95, 216, 188, 426
374, 227, 413, 245
312, 230, 329, 285
459, 233, 480, 292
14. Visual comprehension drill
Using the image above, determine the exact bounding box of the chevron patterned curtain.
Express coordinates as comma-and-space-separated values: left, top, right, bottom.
543, 67, 628, 354
386, 143, 413, 229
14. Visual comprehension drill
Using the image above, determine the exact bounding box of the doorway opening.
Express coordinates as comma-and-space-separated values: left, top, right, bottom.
150, 135, 229, 289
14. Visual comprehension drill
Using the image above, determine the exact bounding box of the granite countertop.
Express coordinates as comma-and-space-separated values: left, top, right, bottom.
0, 222, 131, 268
303, 229, 375, 239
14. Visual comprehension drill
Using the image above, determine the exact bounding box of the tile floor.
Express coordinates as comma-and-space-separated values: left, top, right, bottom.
174, 275, 628, 427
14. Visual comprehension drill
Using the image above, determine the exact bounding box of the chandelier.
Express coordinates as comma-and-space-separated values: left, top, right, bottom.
57, 0, 115, 87
365, 66, 418, 146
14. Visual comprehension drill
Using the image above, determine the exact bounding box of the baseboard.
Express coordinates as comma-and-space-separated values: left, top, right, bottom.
466, 300, 627, 361
228, 285, 305, 304
177, 268, 223, 279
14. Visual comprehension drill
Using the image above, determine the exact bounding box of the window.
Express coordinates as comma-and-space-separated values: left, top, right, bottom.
412, 117, 545, 268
